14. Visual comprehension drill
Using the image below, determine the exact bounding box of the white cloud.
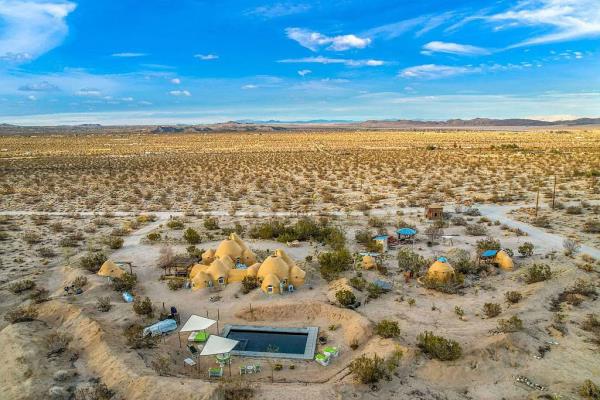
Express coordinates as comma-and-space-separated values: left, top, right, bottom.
422, 41, 490, 56
297, 69, 311, 76
112, 52, 147, 57
120, 97, 133, 102
0, 0, 76, 62
486, 0, 600, 47
19, 81, 60, 91
399, 64, 480, 79
241, 84, 258, 90
194, 54, 218, 60
75, 87, 103, 97
171, 78, 181, 84
169, 90, 191, 97
279, 56, 384, 67
285, 27, 371, 51
247, 3, 310, 18
27, 94, 36, 101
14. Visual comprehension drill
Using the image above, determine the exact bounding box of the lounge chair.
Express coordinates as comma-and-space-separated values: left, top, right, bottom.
188, 331, 209, 342
208, 367, 223, 378
323, 346, 339, 358
315, 353, 330, 366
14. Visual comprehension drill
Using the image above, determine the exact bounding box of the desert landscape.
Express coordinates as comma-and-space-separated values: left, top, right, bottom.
0, 127, 599, 400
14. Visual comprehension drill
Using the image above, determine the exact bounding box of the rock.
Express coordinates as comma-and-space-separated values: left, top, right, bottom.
48, 386, 68, 399
53, 369, 75, 382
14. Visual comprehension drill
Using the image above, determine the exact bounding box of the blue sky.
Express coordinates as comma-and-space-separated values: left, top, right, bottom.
0, 0, 599, 124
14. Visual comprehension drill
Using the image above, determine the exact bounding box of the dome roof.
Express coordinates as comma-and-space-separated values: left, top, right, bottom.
205, 259, 230, 279
257, 255, 290, 280
98, 260, 126, 279
495, 250, 514, 270
427, 258, 455, 282
191, 271, 210, 290
274, 249, 296, 268
189, 263, 208, 279
214, 239, 243, 261
260, 273, 281, 292
230, 233, 250, 251
246, 263, 261, 277
290, 264, 306, 280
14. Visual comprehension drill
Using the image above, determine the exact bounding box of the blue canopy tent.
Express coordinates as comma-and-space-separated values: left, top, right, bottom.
481, 249, 499, 258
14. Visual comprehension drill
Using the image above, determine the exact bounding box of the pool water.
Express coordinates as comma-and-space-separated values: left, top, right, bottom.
228, 329, 308, 354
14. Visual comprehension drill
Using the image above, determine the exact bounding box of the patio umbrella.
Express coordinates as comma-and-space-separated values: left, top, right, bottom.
178, 314, 216, 348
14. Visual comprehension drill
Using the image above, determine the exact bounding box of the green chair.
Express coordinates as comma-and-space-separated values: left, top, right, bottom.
315, 353, 330, 366
208, 367, 223, 378
188, 331, 209, 343
323, 346, 339, 358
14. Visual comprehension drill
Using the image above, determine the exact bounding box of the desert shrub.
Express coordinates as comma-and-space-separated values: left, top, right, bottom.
417, 331, 462, 361
397, 248, 427, 274
476, 237, 501, 253
59, 236, 79, 247
151, 354, 172, 376
566, 205, 583, 215
579, 379, 600, 399
465, 224, 487, 236
241, 276, 259, 294
335, 289, 356, 307
581, 314, 600, 332
74, 382, 114, 400
217, 379, 255, 400
183, 227, 200, 244
111, 273, 137, 293
421, 273, 464, 294
167, 278, 185, 291
450, 216, 467, 226
37, 246, 56, 258
497, 315, 523, 332
73, 275, 88, 289
584, 220, 600, 233
349, 276, 367, 291
4, 305, 38, 323
348, 354, 388, 384
133, 296, 153, 316
22, 231, 41, 244
524, 264, 552, 284
107, 236, 123, 249
464, 208, 481, 216
355, 228, 373, 245
483, 302, 502, 318
124, 323, 159, 349
80, 252, 107, 273
532, 216, 551, 228
96, 297, 112, 312
447, 249, 477, 274
563, 239, 581, 256
366, 282, 385, 299
46, 332, 72, 356
318, 247, 352, 281
374, 319, 401, 338
249, 218, 345, 249
29, 287, 50, 303
8, 279, 36, 294
147, 232, 161, 241
518, 242, 534, 257
167, 219, 184, 230
454, 306, 464, 317
368, 216, 385, 228
203, 217, 220, 230
505, 291, 523, 304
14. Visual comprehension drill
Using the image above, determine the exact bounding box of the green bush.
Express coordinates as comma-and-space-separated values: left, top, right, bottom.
147, 232, 161, 241
497, 315, 523, 332
107, 236, 124, 249
183, 227, 201, 244
483, 302, 502, 318
4, 306, 38, 323
29, 287, 49, 303
167, 219, 184, 230
335, 289, 356, 307
167, 278, 185, 291
96, 296, 112, 312
318, 247, 352, 281
505, 291, 523, 304
518, 242, 534, 257
374, 319, 401, 338
524, 264, 552, 284
80, 252, 107, 273
111, 273, 137, 293
579, 379, 600, 399
476, 237, 501, 253
74, 382, 114, 400
417, 331, 462, 361
349, 276, 367, 291
133, 296, 153, 316
203, 217, 220, 230
249, 218, 345, 249
465, 224, 487, 236
8, 279, 36, 294
348, 352, 402, 384
397, 248, 427, 274
241, 276, 259, 294
124, 323, 159, 349
366, 282, 385, 299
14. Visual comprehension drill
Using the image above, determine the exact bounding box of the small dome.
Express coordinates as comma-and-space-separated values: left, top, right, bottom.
427, 258, 455, 282
362, 255, 377, 270
201, 249, 216, 264
191, 271, 210, 290
189, 263, 208, 279
257, 255, 290, 281
246, 263, 261, 277
205, 259, 230, 280
495, 250, 514, 271
260, 273, 281, 294
98, 260, 126, 279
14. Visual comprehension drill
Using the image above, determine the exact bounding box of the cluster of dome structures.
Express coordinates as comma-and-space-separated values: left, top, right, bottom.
189, 233, 306, 294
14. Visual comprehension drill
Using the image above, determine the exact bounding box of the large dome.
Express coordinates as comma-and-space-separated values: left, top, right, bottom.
427, 258, 455, 282
214, 239, 243, 261
205, 259, 231, 279
257, 255, 290, 281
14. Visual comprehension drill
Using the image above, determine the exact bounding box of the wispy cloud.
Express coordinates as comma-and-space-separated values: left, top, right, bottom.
75, 87, 103, 97
246, 3, 310, 18
241, 84, 258, 90
169, 90, 191, 97
0, 0, 77, 62
279, 56, 384, 67
297, 69, 311, 76
399, 64, 480, 79
365, 12, 454, 40
18, 81, 60, 92
112, 52, 147, 57
486, 0, 600, 47
194, 54, 219, 60
285, 28, 371, 51
422, 41, 490, 56
170, 78, 181, 84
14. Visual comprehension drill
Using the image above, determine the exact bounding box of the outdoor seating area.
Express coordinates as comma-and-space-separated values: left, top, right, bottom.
315, 346, 339, 366
239, 364, 262, 375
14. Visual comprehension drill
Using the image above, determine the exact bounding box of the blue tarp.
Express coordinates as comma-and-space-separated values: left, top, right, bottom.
122, 292, 134, 303
373, 279, 393, 291
373, 235, 389, 240
437, 256, 448, 263
143, 319, 177, 337
481, 250, 499, 257
396, 228, 416, 236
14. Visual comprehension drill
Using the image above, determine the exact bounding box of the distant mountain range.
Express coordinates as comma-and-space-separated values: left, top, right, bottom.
0, 117, 599, 135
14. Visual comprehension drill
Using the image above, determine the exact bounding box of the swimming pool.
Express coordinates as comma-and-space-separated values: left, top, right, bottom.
222, 325, 318, 359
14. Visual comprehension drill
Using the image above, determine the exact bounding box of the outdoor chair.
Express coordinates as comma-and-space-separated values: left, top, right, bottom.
208, 367, 224, 378
315, 353, 330, 366
323, 346, 339, 358
188, 331, 209, 343
187, 344, 199, 358
183, 358, 196, 367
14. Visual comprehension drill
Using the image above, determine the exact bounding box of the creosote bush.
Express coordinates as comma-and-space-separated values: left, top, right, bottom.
417, 331, 462, 361
8, 279, 36, 294
374, 319, 401, 338
518, 242, 534, 257
217, 379, 256, 400
107, 236, 124, 249
524, 264, 552, 284
241, 276, 259, 294
335, 289, 356, 307
74, 381, 114, 400
397, 248, 427, 274
133, 296, 153, 316
348, 347, 403, 384
46, 332, 72, 356
497, 315, 523, 332
483, 302, 502, 318
318, 247, 352, 281
183, 227, 200, 244
167, 278, 185, 291
4, 305, 38, 323
505, 291, 523, 304
96, 296, 112, 312
124, 323, 159, 349
111, 273, 137, 293
579, 379, 600, 399
80, 252, 107, 273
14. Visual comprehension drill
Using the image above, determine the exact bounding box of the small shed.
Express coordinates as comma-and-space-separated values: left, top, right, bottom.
425, 204, 444, 220
373, 234, 390, 252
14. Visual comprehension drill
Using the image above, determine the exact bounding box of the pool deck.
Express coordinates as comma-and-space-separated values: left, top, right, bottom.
222, 324, 319, 360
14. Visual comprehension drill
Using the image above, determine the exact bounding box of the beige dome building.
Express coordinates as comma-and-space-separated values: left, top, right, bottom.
189, 236, 305, 293
426, 257, 455, 283
494, 250, 514, 271
97, 260, 126, 279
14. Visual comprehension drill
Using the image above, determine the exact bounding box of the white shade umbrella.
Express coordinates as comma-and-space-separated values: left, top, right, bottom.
179, 315, 216, 333
200, 335, 239, 356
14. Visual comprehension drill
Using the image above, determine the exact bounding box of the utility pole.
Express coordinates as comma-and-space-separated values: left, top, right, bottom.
535, 182, 540, 218
552, 175, 557, 210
